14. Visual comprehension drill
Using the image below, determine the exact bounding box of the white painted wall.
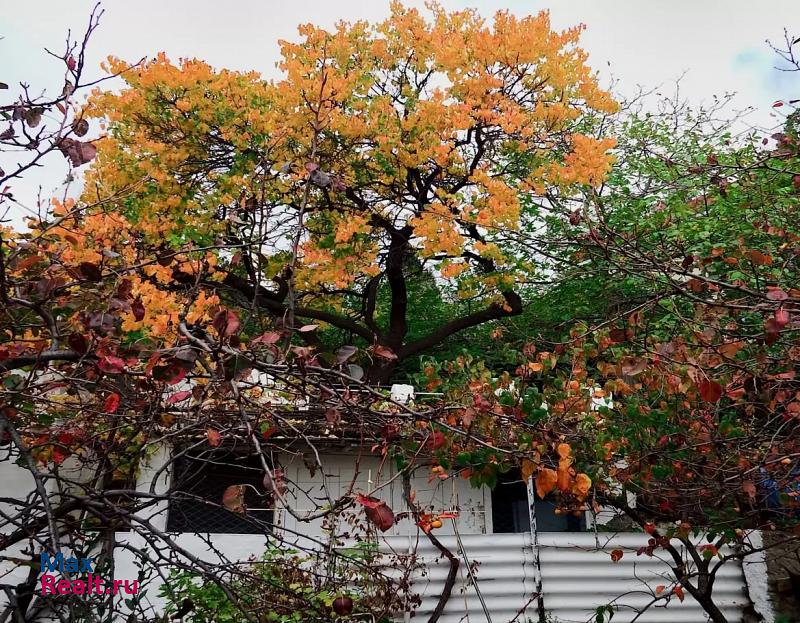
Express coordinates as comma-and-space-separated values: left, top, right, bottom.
276, 449, 489, 541
0, 450, 39, 594
742, 531, 776, 623
1, 444, 766, 623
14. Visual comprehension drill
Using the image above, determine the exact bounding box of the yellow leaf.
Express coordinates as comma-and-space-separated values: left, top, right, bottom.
535, 468, 558, 499
521, 459, 537, 482
557, 462, 572, 492
572, 473, 592, 500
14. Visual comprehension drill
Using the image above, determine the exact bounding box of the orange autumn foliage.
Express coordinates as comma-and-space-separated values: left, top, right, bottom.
46, 2, 617, 349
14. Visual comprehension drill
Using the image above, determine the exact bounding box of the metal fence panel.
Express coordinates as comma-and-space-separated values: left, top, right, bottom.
536, 532, 747, 623
382, 533, 539, 623
377, 532, 748, 623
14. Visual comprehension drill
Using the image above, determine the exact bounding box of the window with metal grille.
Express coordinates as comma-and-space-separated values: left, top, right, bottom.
167, 450, 273, 534
491, 469, 585, 533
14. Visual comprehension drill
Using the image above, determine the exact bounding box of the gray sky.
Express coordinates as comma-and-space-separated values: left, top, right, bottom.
2, 0, 799, 218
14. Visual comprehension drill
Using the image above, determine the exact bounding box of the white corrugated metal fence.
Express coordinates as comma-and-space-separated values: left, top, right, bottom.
381, 531, 748, 623
537, 532, 747, 623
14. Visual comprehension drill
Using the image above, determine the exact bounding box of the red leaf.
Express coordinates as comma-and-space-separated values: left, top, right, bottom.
207, 429, 221, 447
773, 101, 784, 107
262, 426, 277, 440
222, 485, 246, 513
103, 393, 120, 414
366, 503, 394, 532
164, 365, 187, 385
71, 118, 89, 136
66, 55, 76, 71
610, 549, 624, 562
727, 387, 746, 400
262, 468, 285, 497
251, 331, 281, 346
373, 345, 398, 360
335, 345, 358, 364
116, 279, 133, 300
145, 353, 162, 377
747, 250, 773, 266
674, 586, 685, 602
332, 597, 353, 616
52, 446, 69, 465
425, 431, 446, 450
621, 357, 647, 376
355, 493, 383, 509
151, 360, 188, 385
356, 495, 394, 532
78, 262, 102, 282
97, 355, 126, 374
166, 390, 192, 405
766, 288, 789, 301
697, 379, 723, 403
212, 308, 240, 337
775, 308, 790, 328
765, 317, 783, 335
58, 138, 96, 167
131, 297, 145, 321
67, 333, 88, 354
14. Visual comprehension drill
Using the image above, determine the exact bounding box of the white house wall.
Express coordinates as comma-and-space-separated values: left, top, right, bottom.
111, 446, 492, 616
276, 449, 489, 541
112, 531, 272, 615
0, 452, 38, 596
740, 531, 775, 623
2, 446, 760, 622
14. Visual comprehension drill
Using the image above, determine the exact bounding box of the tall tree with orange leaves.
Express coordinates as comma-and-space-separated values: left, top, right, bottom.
40, 2, 618, 383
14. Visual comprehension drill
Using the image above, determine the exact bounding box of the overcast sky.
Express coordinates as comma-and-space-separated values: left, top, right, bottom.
2, 0, 799, 218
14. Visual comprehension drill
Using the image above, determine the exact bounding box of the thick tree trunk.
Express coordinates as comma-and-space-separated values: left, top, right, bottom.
366, 358, 398, 385
695, 591, 729, 623
604, 495, 729, 623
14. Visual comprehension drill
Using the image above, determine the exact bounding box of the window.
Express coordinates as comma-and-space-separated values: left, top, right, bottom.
491, 471, 531, 533
167, 450, 273, 534
491, 469, 585, 533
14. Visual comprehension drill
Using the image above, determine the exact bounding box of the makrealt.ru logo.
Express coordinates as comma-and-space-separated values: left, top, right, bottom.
40, 553, 95, 574
39, 552, 139, 596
